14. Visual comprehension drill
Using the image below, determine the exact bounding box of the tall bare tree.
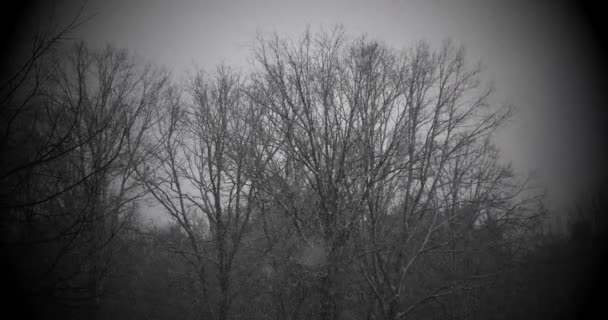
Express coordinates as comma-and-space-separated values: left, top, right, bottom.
138, 66, 264, 320
249, 29, 540, 320
1, 37, 168, 316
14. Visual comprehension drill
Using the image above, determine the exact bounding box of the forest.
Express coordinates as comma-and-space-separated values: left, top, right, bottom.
1, 11, 607, 320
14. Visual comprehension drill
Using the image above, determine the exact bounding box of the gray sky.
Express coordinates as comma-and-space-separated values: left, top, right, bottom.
21, 0, 606, 218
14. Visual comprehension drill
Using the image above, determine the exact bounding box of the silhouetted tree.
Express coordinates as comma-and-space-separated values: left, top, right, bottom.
137, 66, 266, 320
248, 28, 541, 320
1, 29, 168, 316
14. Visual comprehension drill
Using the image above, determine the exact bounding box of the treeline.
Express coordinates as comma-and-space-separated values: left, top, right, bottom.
1, 17, 604, 320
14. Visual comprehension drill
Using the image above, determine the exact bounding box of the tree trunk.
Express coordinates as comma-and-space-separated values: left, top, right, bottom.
319, 271, 337, 320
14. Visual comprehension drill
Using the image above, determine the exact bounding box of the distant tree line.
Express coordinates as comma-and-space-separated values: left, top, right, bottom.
1, 13, 605, 320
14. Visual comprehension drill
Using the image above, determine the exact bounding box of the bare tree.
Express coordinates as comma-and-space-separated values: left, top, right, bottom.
250, 28, 391, 320
1, 37, 168, 316
0, 6, 89, 208
137, 66, 264, 320
249, 29, 541, 320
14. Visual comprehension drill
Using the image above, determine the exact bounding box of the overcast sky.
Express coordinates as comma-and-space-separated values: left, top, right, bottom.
11, 0, 607, 219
